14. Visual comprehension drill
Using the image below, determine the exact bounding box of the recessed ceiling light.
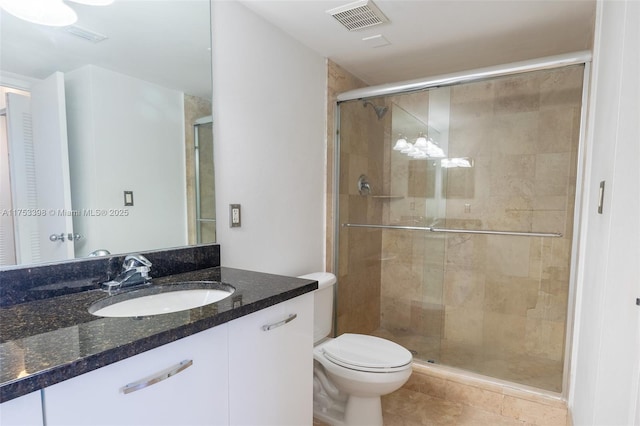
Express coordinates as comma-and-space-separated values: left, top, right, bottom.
0, 0, 77, 27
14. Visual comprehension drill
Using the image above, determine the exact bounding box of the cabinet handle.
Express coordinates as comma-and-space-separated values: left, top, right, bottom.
262, 313, 297, 331
121, 359, 193, 395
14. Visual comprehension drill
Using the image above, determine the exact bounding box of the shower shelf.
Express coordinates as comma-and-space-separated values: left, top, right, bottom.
342, 223, 562, 238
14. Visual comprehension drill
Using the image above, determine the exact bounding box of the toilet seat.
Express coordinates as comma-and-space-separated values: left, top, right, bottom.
321, 334, 412, 373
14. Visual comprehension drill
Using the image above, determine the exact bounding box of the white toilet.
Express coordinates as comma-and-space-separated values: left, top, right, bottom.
299, 272, 413, 426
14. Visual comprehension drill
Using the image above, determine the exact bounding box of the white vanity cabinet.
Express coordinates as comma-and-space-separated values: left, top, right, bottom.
0, 391, 43, 426
44, 324, 229, 426
228, 292, 314, 425
23, 293, 313, 426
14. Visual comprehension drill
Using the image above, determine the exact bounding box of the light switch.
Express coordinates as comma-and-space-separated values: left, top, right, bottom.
124, 191, 134, 206
230, 204, 241, 228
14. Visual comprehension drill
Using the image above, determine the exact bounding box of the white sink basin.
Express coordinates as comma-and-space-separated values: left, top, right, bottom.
89, 281, 234, 317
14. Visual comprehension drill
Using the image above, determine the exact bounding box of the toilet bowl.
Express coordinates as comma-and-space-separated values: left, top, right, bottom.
299, 272, 412, 426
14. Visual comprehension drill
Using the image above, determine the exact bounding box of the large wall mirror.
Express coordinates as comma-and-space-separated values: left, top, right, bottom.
0, 0, 215, 269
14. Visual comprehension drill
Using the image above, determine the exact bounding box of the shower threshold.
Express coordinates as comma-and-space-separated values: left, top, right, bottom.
370, 327, 563, 393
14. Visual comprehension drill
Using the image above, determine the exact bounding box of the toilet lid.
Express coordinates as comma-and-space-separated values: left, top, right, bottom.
322, 334, 412, 372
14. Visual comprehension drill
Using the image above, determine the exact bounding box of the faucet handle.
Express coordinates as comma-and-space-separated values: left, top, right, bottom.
123, 254, 152, 270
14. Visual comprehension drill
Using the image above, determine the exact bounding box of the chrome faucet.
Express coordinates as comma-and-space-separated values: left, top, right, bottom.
101, 254, 152, 292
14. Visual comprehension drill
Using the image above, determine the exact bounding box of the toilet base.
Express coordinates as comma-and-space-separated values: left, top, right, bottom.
313, 400, 345, 426
313, 364, 346, 425
313, 395, 383, 426
344, 395, 383, 426
312, 335, 412, 425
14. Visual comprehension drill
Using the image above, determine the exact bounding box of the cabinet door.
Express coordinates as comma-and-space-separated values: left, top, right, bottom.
0, 391, 43, 426
228, 293, 313, 425
45, 324, 229, 426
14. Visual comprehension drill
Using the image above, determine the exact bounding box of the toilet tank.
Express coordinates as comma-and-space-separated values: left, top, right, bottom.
298, 272, 336, 344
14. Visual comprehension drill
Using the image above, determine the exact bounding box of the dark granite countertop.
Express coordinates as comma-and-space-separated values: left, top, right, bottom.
0, 266, 317, 403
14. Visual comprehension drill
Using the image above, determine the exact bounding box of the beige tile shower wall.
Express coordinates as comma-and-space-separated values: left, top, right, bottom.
184, 94, 212, 245
328, 61, 387, 335
380, 66, 583, 390
326, 61, 368, 273
442, 66, 583, 369
381, 90, 447, 347
336, 96, 388, 335
337, 101, 388, 333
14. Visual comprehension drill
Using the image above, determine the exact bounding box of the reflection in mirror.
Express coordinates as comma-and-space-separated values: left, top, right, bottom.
194, 115, 216, 243
390, 88, 451, 223
389, 87, 475, 224
0, 0, 215, 268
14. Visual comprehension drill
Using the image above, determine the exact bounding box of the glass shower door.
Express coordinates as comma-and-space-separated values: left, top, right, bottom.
335, 95, 447, 362
336, 64, 584, 392
377, 97, 447, 363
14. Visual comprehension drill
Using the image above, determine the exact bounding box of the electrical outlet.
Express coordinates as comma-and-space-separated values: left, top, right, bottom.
230, 204, 241, 228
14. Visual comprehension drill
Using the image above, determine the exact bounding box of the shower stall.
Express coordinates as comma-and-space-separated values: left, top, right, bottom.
334, 56, 588, 393
194, 116, 216, 243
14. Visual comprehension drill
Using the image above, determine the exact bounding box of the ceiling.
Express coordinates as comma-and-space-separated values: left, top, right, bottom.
0, 1, 212, 99
239, 0, 596, 86
0, 0, 596, 97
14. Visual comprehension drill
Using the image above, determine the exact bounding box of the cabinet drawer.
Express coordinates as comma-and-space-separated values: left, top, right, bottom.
44, 324, 229, 426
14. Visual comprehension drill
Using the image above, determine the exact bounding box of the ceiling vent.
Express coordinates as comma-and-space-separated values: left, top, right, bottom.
327, 0, 389, 32
62, 25, 108, 43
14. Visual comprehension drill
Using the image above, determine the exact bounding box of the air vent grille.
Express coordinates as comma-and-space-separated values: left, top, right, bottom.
327, 0, 388, 31
63, 25, 108, 43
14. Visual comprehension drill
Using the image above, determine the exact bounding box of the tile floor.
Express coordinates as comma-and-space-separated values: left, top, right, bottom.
381, 387, 544, 425
313, 363, 569, 426
314, 388, 538, 426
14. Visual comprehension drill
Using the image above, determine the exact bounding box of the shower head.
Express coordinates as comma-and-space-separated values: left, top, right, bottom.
363, 100, 388, 120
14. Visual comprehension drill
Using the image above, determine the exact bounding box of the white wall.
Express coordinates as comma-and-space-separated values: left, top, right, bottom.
65, 65, 188, 256
211, 1, 327, 276
569, 0, 640, 424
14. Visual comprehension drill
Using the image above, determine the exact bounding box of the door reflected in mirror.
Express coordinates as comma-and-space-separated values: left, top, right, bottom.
0, 0, 215, 268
